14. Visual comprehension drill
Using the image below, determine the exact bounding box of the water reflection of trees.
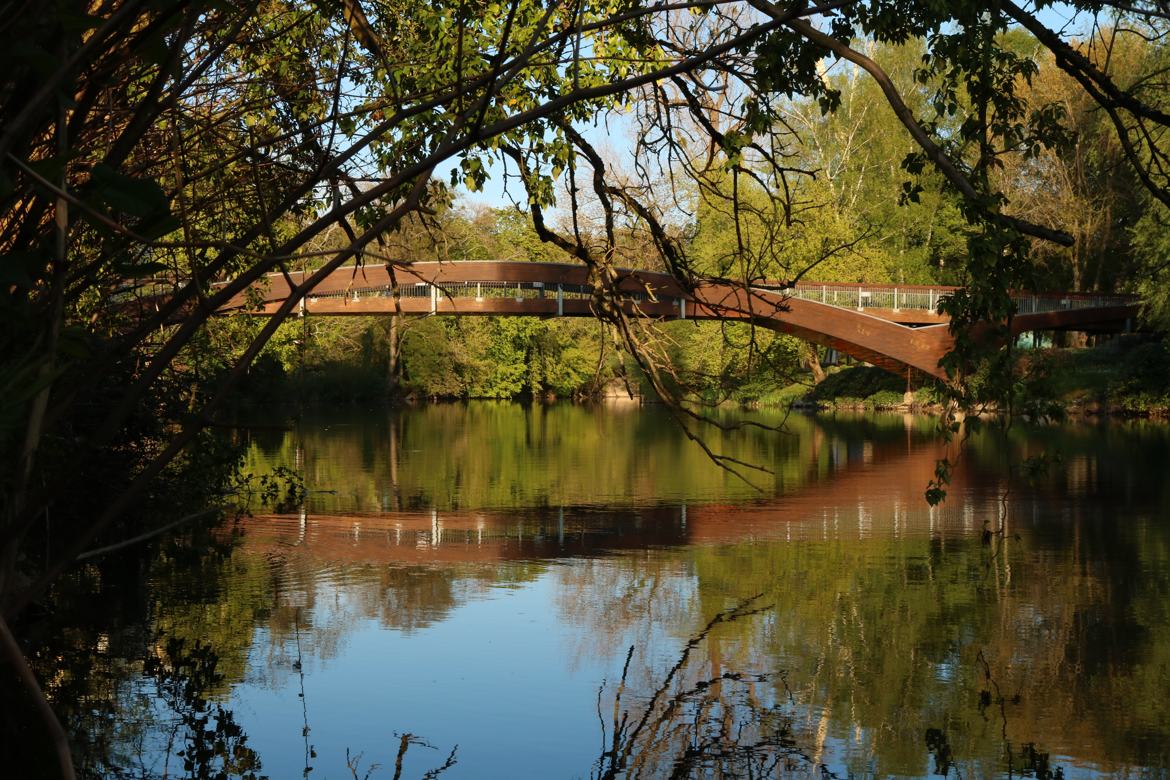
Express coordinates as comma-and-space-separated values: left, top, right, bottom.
240, 406, 942, 513
244, 413, 1170, 776
561, 491, 1170, 777
24, 411, 1170, 777
593, 597, 822, 779
22, 522, 483, 777
10, 524, 271, 778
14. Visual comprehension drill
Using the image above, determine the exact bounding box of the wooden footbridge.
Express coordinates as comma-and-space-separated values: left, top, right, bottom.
201, 261, 1139, 380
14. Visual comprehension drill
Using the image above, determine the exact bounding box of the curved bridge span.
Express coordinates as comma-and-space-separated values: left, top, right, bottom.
215, 261, 1140, 380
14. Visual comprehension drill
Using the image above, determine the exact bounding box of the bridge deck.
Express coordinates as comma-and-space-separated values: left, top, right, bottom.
128, 261, 1141, 380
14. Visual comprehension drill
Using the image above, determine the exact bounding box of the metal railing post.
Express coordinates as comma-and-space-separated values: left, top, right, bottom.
556, 283, 563, 316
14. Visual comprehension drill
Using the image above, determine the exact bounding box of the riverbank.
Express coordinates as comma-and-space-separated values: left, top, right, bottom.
230, 334, 1170, 420
778, 337, 1170, 417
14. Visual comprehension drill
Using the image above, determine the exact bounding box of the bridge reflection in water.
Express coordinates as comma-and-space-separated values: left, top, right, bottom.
210, 407, 1170, 778
241, 413, 965, 566
200, 261, 1141, 379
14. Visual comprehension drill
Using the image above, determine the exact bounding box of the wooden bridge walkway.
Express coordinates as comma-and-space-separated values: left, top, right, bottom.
186, 261, 1141, 380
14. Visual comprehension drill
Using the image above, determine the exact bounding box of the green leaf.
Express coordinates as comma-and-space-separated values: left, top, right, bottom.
58, 13, 105, 34
113, 260, 171, 278
89, 164, 170, 219
9, 42, 58, 78
134, 26, 173, 66
0, 251, 45, 289
27, 155, 69, 184
138, 213, 181, 241
57, 326, 93, 360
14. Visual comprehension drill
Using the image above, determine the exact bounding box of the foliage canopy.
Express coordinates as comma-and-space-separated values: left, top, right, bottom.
3, 2, 1170, 771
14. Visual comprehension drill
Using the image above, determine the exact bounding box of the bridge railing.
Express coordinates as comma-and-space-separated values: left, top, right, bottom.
117, 266, 1137, 322
308, 280, 597, 302
109, 279, 175, 303
1012, 293, 1136, 315
767, 283, 1136, 317
778, 284, 952, 313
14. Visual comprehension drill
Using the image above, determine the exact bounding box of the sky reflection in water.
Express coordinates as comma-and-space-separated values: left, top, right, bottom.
126, 405, 1170, 778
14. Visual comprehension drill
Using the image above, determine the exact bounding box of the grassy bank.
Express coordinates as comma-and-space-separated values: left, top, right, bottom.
778, 337, 1170, 417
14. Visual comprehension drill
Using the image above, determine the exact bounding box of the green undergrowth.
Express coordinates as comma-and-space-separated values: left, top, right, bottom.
739, 382, 812, 408
766, 337, 1170, 417
1020, 337, 1170, 416
230, 333, 1170, 418
785, 366, 943, 411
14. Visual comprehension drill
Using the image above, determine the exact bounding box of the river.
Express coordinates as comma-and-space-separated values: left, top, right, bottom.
50, 403, 1170, 778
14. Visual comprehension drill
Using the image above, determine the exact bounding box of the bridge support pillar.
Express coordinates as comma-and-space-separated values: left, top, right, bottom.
678, 298, 686, 319
429, 283, 437, 313
557, 284, 563, 316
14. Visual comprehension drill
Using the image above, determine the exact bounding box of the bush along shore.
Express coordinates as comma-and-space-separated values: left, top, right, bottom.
785, 337, 1170, 418
222, 326, 1169, 421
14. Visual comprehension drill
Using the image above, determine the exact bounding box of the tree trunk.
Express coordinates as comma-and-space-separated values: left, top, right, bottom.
802, 343, 826, 384
0, 616, 76, 779
388, 314, 400, 390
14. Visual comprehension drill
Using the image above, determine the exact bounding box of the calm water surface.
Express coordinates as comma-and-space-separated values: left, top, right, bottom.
59, 404, 1170, 778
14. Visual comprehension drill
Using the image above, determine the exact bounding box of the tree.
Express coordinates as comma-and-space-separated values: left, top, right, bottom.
5, 3, 1170, 774
787, 39, 971, 283
988, 28, 1147, 294
1132, 199, 1170, 331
